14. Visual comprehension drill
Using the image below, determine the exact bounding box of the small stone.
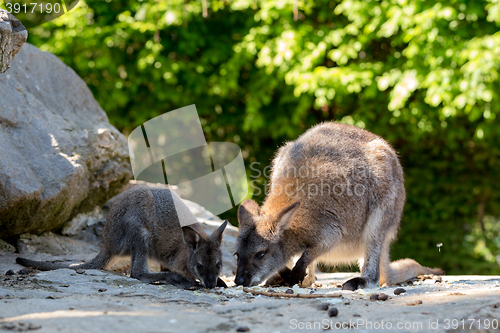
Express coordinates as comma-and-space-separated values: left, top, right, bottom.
75, 268, 85, 274
317, 303, 329, 311
59, 285, 70, 288
236, 326, 250, 332
18, 269, 28, 275
394, 288, 406, 295
406, 300, 423, 306
327, 307, 338, 317
2, 323, 15, 330
28, 323, 41, 330
98, 288, 107, 292
377, 293, 389, 301
267, 289, 276, 293
69, 307, 75, 310
5, 270, 14, 276
369, 293, 379, 301
285, 289, 294, 294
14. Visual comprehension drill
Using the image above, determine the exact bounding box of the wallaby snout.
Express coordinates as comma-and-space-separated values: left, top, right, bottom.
234, 263, 252, 286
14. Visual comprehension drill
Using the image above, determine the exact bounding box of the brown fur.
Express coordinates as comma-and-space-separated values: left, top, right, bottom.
235, 122, 442, 289
17, 187, 228, 289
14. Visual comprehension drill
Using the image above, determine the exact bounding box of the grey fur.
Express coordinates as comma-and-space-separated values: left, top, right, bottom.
235, 122, 442, 290
17, 187, 228, 289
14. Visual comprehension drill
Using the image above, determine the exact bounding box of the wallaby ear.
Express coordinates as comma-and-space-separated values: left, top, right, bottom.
238, 199, 260, 228
210, 220, 228, 245
182, 226, 202, 249
274, 201, 301, 236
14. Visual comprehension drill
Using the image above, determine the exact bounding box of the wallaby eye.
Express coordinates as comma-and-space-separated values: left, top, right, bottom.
216, 262, 221, 269
196, 263, 203, 271
255, 251, 266, 259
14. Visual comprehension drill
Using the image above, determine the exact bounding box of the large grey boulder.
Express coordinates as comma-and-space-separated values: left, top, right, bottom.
0, 43, 132, 238
0, 10, 27, 74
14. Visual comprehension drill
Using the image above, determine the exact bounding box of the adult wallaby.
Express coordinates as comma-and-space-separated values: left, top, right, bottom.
17, 186, 228, 289
235, 122, 442, 290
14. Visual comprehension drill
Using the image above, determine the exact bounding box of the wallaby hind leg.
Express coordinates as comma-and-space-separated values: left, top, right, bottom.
130, 244, 196, 289
342, 241, 383, 291
343, 209, 398, 291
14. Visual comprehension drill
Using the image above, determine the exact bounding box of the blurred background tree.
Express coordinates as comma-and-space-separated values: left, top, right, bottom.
10, 0, 500, 274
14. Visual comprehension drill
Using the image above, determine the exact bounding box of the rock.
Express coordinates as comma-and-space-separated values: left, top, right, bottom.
73, 219, 106, 247
0, 239, 16, 253
394, 287, 406, 295
17, 232, 100, 256
236, 327, 250, 332
327, 307, 338, 317
0, 43, 132, 238
5, 269, 14, 276
0, 10, 27, 74
62, 206, 105, 237
370, 292, 389, 301
377, 293, 389, 301
317, 303, 329, 311
182, 197, 222, 221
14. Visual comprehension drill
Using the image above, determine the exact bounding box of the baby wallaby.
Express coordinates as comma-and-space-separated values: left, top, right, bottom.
17, 186, 228, 289
235, 122, 442, 290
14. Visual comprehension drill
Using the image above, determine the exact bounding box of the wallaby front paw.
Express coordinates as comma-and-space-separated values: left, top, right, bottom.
265, 267, 293, 286
170, 275, 197, 289
265, 273, 288, 286
184, 282, 203, 290
289, 267, 307, 286
342, 277, 367, 291
299, 273, 316, 288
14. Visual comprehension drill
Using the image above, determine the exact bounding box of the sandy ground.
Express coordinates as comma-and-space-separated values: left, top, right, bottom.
0, 253, 499, 333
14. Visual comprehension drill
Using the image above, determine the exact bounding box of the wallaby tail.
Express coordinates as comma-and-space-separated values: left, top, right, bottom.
382, 258, 443, 285
16, 250, 112, 271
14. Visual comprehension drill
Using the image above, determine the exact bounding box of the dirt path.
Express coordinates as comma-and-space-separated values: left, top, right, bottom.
1, 253, 499, 333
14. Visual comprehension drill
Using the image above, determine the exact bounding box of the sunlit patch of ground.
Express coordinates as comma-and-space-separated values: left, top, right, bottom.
1, 255, 499, 332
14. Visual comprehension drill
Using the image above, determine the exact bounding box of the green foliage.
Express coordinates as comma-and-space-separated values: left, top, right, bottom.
25, 0, 500, 274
